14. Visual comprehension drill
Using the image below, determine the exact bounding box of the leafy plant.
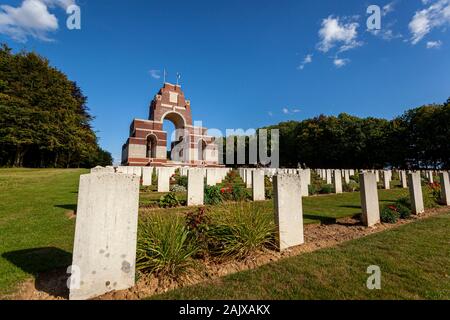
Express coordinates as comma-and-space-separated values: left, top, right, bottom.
136, 214, 199, 277
204, 185, 223, 205
206, 202, 276, 260
320, 184, 334, 194
380, 205, 400, 223
185, 207, 210, 255
159, 192, 180, 208
395, 203, 412, 219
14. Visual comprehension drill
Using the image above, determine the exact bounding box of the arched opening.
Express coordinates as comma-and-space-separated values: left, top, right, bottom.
146, 134, 157, 159
161, 112, 186, 161
198, 139, 207, 161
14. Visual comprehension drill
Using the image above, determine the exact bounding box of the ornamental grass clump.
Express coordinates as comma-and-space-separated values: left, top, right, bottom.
206, 202, 276, 260
136, 214, 199, 278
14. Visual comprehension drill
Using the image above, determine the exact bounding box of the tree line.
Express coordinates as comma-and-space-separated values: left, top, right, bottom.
0, 45, 112, 168
222, 99, 450, 170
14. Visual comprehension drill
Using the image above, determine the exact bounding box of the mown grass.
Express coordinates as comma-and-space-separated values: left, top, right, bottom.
150, 212, 450, 300
0, 168, 88, 296
0, 168, 420, 297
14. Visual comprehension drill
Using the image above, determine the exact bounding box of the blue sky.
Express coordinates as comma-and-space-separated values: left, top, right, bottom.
1, 0, 449, 163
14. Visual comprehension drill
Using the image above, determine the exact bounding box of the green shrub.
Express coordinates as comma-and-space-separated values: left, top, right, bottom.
343, 180, 359, 192
207, 202, 276, 259
185, 207, 210, 255
396, 203, 412, 219
350, 174, 359, 183
231, 183, 249, 202
264, 176, 272, 188
380, 205, 400, 223
265, 188, 273, 199
423, 182, 441, 208
320, 184, 334, 194
159, 192, 180, 208
136, 214, 199, 277
396, 196, 411, 208
204, 185, 223, 205
176, 175, 188, 188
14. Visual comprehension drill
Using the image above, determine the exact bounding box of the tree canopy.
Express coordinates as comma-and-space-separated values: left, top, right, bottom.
223, 99, 450, 170
0, 44, 112, 168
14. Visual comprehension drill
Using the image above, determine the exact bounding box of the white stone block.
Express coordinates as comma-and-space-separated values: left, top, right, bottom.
157, 167, 170, 192
252, 170, 265, 201
440, 172, 450, 206
69, 173, 140, 300
90, 166, 114, 174
187, 169, 204, 206
333, 170, 343, 194
273, 174, 304, 251
408, 171, 424, 215
359, 172, 380, 227
206, 169, 216, 186
142, 167, 153, 186
245, 169, 253, 188
383, 170, 391, 189
326, 169, 332, 184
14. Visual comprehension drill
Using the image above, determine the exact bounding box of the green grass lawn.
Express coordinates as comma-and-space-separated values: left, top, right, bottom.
0, 168, 87, 295
0, 168, 424, 297
151, 212, 450, 300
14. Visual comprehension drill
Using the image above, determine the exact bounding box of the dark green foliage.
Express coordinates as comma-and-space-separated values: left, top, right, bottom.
0, 45, 111, 168
159, 192, 180, 208
396, 203, 412, 219
380, 205, 400, 223
136, 214, 199, 277
222, 100, 450, 169
320, 184, 334, 194
204, 186, 223, 205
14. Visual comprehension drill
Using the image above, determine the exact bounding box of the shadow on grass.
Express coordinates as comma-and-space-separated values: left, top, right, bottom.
55, 204, 77, 214
303, 214, 337, 225
2, 247, 71, 299
339, 205, 361, 209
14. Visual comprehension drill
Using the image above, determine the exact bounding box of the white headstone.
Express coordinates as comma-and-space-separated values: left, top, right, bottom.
333, 169, 343, 194
142, 167, 153, 186
359, 172, 380, 227
273, 174, 304, 251
408, 171, 424, 215
439, 171, 450, 206
157, 167, 170, 192
187, 169, 204, 206
252, 170, 265, 201
69, 173, 140, 300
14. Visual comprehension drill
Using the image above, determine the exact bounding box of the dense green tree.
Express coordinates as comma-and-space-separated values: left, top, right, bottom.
0, 44, 111, 168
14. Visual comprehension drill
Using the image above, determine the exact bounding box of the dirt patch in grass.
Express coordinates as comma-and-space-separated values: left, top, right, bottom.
9, 206, 449, 300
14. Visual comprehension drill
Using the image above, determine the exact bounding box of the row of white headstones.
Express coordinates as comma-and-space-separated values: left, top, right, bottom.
69, 166, 450, 300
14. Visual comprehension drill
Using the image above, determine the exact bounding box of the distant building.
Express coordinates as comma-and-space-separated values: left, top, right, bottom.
122, 83, 220, 167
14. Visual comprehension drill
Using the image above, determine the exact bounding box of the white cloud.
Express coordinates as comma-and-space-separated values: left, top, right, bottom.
282, 108, 301, 115
297, 54, 313, 70
409, 0, 450, 44
317, 16, 362, 53
149, 69, 161, 79
268, 111, 273, 117
426, 40, 443, 48
383, 2, 396, 16
0, 0, 76, 42
333, 58, 350, 68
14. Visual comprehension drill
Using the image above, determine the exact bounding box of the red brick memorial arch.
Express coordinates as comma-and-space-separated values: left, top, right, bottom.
122, 83, 219, 167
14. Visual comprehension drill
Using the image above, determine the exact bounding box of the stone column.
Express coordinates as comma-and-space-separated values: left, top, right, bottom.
343, 170, 350, 184
245, 169, 253, 188
300, 169, 310, 197
383, 170, 391, 189
206, 169, 216, 186
187, 169, 204, 206
326, 169, 332, 184
142, 167, 153, 186
439, 171, 450, 206
157, 167, 170, 192
273, 174, 304, 251
252, 170, 265, 201
400, 170, 407, 188
333, 169, 343, 194
359, 172, 380, 227
408, 171, 424, 215
69, 173, 140, 300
